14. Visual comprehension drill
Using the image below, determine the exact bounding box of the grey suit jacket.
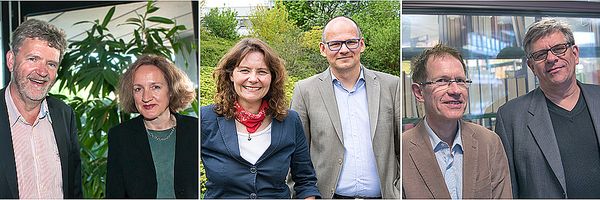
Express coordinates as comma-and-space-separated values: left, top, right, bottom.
495, 81, 600, 198
290, 67, 401, 198
403, 120, 512, 199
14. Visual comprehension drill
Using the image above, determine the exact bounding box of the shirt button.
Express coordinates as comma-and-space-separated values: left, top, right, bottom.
250, 167, 257, 174
250, 193, 257, 199
338, 159, 343, 165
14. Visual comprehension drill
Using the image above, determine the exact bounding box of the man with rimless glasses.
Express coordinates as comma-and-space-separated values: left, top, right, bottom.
495, 19, 600, 198
290, 16, 400, 198
403, 44, 512, 199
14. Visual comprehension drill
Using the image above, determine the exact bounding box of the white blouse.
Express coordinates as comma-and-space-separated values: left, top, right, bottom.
237, 123, 272, 165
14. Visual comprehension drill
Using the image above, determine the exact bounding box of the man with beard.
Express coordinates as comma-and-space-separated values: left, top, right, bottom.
0, 19, 82, 198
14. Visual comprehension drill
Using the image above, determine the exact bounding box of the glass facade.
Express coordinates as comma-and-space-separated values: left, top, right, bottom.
402, 14, 600, 130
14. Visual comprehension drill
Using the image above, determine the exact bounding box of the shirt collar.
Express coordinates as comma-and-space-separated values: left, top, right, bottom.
424, 117, 463, 152
331, 65, 366, 92
5, 86, 52, 127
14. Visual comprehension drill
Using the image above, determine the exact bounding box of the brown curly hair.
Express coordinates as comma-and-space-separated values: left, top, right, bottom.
118, 54, 196, 113
212, 38, 288, 121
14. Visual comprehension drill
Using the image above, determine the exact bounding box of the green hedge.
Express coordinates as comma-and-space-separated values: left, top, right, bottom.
199, 31, 237, 69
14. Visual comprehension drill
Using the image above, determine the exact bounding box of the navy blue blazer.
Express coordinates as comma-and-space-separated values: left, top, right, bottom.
201, 105, 320, 199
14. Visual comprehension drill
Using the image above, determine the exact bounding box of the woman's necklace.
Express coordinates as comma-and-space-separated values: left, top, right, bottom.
145, 126, 175, 141
144, 116, 176, 141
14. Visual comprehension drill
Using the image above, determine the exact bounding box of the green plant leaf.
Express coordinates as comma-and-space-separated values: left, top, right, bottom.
101, 6, 116, 27
117, 22, 142, 27
147, 16, 174, 24
147, 6, 159, 14
102, 70, 119, 88
125, 17, 142, 23
151, 31, 163, 45
133, 30, 142, 47
73, 20, 96, 26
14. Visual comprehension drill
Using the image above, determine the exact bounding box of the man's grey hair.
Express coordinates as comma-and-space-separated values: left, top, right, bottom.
11, 19, 67, 61
523, 19, 575, 55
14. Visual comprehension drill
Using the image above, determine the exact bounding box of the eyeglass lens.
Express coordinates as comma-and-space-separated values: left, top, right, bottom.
327, 39, 360, 51
530, 43, 570, 61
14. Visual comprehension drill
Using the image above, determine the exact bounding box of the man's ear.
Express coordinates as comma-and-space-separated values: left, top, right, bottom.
572, 44, 580, 65
6, 50, 14, 72
359, 38, 366, 53
526, 59, 536, 77
319, 43, 327, 57
411, 83, 425, 103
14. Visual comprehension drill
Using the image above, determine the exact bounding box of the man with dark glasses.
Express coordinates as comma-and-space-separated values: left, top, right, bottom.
496, 18, 600, 198
290, 16, 400, 198
403, 44, 512, 199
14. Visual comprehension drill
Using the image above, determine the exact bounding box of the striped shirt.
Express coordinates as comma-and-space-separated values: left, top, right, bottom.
5, 88, 63, 198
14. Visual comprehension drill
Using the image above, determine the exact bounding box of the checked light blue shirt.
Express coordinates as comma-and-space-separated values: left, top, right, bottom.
331, 67, 382, 198
424, 117, 463, 200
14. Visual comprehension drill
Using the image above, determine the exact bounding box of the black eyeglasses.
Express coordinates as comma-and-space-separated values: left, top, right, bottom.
528, 42, 573, 61
419, 78, 472, 89
323, 38, 361, 51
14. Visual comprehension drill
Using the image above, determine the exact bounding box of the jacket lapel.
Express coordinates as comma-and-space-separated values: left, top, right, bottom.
527, 88, 566, 192
317, 68, 344, 143
173, 113, 198, 197
364, 68, 380, 140
131, 116, 157, 178
217, 116, 244, 162
408, 121, 451, 198
257, 119, 283, 164
47, 98, 70, 195
460, 121, 478, 198
0, 88, 19, 197
579, 82, 600, 155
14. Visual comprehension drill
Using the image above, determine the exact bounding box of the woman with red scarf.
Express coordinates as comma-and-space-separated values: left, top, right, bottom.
201, 38, 320, 199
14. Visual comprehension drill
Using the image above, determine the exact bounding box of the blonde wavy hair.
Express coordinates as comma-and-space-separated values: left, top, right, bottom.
118, 54, 196, 113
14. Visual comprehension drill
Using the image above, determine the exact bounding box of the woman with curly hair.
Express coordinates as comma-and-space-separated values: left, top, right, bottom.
201, 38, 320, 199
106, 54, 198, 198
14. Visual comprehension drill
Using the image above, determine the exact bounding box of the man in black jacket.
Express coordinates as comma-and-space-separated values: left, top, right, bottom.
0, 19, 82, 198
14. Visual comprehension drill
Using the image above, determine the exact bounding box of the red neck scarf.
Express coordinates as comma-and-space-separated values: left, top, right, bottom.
234, 100, 269, 133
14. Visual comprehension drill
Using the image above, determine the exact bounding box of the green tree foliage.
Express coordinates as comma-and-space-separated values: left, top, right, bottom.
283, 0, 368, 31
201, 8, 238, 40
249, 2, 297, 44
249, 2, 324, 79
300, 26, 323, 53
353, 0, 400, 76
56, 1, 196, 198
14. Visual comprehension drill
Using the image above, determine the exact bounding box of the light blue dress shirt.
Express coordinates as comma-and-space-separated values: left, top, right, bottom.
424, 117, 463, 200
332, 68, 382, 197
